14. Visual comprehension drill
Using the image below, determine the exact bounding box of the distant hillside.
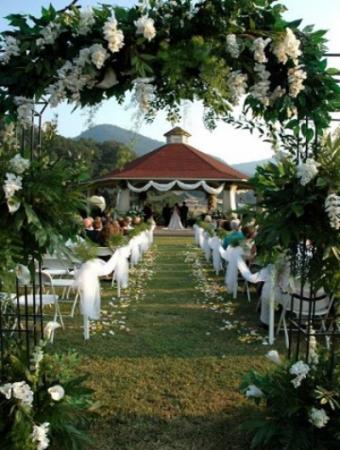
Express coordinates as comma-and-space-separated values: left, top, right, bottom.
77, 124, 163, 156
232, 158, 272, 176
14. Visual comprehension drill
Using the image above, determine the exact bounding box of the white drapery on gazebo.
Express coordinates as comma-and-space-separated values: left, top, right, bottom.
127, 180, 225, 195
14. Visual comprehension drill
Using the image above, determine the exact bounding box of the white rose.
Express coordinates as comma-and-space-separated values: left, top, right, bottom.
134, 16, 156, 41
90, 44, 109, 70
48, 385, 65, 401
245, 384, 264, 398
9, 153, 30, 174
296, 158, 320, 186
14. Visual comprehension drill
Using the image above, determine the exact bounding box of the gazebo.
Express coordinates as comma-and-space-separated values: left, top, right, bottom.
93, 127, 249, 213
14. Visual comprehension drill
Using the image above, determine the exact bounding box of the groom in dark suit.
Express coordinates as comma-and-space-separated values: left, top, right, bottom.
180, 201, 189, 228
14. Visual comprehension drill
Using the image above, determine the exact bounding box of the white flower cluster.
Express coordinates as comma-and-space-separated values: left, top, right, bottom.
227, 70, 247, 105
78, 7, 96, 35
135, 16, 156, 41
46, 47, 100, 107
32, 422, 50, 450
273, 28, 302, 66
252, 37, 271, 64
90, 43, 109, 70
0, 381, 34, 407
133, 77, 155, 112
308, 407, 330, 429
245, 384, 263, 398
36, 22, 62, 48
1, 122, 16, 146
296, 158, 320, 186
3, 172, 23, 213
10, 153, 30, 174
0, 35, 20, 64
103, 13, 125, 53
288, 66, 307, 97
250, 63, 271, 106
289, 360, 310, 388
325, 193, 340, 230
226, 34, 240, 58
14, 97, 34, 129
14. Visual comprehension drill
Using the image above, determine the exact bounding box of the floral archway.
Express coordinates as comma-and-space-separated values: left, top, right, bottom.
0, 0, 339, 448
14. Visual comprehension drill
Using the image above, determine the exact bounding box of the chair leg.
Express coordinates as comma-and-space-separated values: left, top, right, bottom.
117, 281, 121, 298
246, 282, 251, 303
70, 292, 79, 318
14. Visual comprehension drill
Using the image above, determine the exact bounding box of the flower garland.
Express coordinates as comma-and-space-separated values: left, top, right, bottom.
0, 1, 338, 132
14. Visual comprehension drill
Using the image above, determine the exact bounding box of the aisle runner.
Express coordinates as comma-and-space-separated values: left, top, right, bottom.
89, 247, 156, 337
185, 245, 269, 345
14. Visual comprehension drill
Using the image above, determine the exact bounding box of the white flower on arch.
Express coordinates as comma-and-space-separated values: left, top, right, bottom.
135, 16, 156, 41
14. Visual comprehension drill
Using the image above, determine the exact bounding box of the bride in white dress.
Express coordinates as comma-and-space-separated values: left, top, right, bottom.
168, 204, 184, 230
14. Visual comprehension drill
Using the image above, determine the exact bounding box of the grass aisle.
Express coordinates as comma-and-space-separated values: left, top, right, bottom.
54, 236, 273, 450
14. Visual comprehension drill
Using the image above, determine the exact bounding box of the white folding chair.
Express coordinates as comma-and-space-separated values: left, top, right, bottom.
277, 289, 334, 349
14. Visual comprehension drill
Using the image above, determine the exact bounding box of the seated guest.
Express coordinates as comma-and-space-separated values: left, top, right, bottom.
111, 220, 122, 235
83, 217, 99, 243
222, 219, 245, 248
241, 226, 257, 263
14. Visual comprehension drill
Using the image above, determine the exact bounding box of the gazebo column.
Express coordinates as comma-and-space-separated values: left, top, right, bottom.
222, 184, 238, 212
116, 188, 130, 213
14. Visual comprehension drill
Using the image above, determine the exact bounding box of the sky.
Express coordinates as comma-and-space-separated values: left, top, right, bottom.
0, 0, 339, 164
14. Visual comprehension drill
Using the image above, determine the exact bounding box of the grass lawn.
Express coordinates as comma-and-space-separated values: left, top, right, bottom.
52, 236, 283, 450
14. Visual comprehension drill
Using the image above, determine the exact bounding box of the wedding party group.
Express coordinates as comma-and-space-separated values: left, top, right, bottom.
161, 202, 189, 229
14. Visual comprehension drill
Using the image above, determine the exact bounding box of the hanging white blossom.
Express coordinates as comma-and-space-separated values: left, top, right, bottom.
272, 28, 302, 65
44, 321, 61, 341
308, 407, 330, 429
9, 153, 30, 175
135, 16, 156, 41
288, 66, 307, 97
103, 14, 125, 53
0, 35, 20, 64
269, 85, 286, 104
78, 7, 96, 35
36, 22, 62, 48
1, 122, 16, 146
11, 381, 34, 407
324, 193, 340, 230
250, 63, 271, 106
296, 158, 320, 186
289, 360, 310, 388
3, 172, 23, 199
14, 97, 34, 128
227, 70, 247, 105
252, 37, 271, 64
133, 77, 155, 112
7, 198, 21, 214
226, 34, 240, 58
32, 422, 50, 450
89, 44, 109, 70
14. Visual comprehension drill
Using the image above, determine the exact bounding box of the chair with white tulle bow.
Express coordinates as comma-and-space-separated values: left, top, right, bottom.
220, 246, 254, 301
202, 231, 211, 262
208, 236, 223, 275
112, 245, 131, 297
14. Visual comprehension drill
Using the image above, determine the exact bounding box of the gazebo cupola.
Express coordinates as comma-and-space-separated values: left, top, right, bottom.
164, 127, 192, 144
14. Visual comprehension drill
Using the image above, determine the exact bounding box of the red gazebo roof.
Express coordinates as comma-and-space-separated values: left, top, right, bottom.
95, 142, 248, 183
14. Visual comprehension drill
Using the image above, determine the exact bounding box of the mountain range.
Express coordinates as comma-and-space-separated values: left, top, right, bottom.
77, 124, 269, 176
